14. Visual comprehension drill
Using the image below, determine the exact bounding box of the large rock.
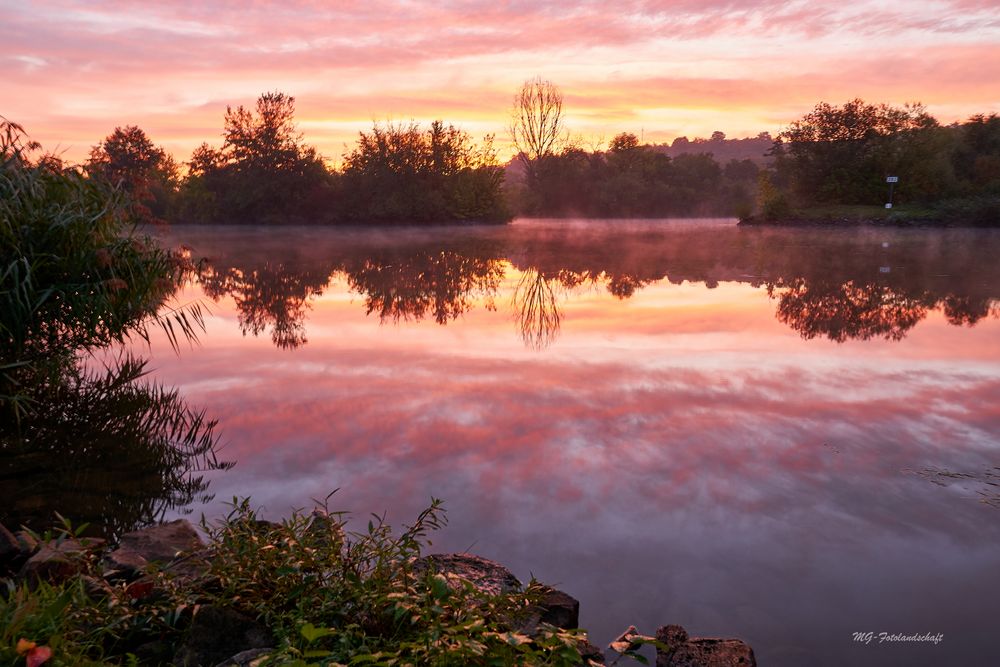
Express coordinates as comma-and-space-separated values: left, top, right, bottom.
417, 553, 522, 596
0, 522, 22, 575
0, 522, 19, 561
104, 519, 204, 578
18, 537, 104, 584
535, 585, 580, 629
173, 605, 272, 667
655, 625, 756, 667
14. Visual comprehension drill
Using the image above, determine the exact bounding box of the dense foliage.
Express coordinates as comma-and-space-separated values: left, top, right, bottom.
1, 501, 602, 666
32, 89, 1000, 224
766, 99, 1000, 221
87, 126, 179, 223
0, 120, 197, 376
178, 93, 332, 224
172, 94, 507, 224
1, 120, 224, 537
512, 135, 758, 217
340, 121, 508, 223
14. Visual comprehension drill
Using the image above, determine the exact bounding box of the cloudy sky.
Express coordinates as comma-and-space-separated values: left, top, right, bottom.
3, 0, 999, 164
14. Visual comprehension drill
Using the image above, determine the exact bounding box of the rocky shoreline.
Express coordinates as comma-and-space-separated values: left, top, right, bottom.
2, 518, 756, 667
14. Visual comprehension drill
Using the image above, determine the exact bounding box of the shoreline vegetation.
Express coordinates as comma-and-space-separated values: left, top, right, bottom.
0, 502, 756, 666
738, 198, 1000, 227
6, 81, 998, 228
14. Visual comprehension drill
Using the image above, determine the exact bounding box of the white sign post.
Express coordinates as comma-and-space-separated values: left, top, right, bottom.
885, 176, 898, 209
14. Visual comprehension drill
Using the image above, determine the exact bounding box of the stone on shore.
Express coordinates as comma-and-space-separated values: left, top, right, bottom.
173, 605, 272, 667
104, 519, 204, 578
418, 553, 522, 596
18, 536, 104, 584
0, 522, 19, 561
655, 624, 756, 667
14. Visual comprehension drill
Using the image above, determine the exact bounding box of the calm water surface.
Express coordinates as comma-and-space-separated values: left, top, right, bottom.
144, 219, 1000, 666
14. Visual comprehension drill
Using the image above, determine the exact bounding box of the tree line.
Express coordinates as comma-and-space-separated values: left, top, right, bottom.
33, 81, 1000, 224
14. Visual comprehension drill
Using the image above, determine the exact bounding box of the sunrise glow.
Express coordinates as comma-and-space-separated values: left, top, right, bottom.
4, 0, 1000, 164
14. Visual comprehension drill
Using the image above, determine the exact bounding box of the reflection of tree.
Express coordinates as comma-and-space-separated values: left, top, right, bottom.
345, 249, 504, 325
604, 272, 653, 299
177, 225, 1000, 350
513, 269, 562, 350
199, 263, 331, 350
767, 278, 931, 342
0, 356, 229, 540
941, 295, 999, 326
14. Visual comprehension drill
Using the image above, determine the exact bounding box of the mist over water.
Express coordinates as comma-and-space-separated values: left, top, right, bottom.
138, 219, 1000, 666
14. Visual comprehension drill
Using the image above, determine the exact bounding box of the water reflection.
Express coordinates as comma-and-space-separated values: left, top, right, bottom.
0, 355, 229, 539
145, 221, 1000, 666
199, 262, 329, 349
512, 269, 562, 349
344, 246, 504, 325
173, 223, 1000, 351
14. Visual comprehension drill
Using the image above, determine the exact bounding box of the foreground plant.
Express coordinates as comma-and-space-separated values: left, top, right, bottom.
203, 496, 592, 666
1, 498, 604, 666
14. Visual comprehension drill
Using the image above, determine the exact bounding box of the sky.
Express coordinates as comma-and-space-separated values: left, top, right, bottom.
3, 0, 1000, 165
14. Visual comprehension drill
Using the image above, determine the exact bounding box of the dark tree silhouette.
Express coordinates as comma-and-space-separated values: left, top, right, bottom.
87, 125, 178, 221
509, 77, 565, 183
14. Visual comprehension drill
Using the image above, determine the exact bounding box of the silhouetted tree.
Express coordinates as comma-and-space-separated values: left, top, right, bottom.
776, 99, 942, 205
509, 77, 565, 184
178, 92, 332, 223
340, 120, 507, 223
87, 125, 178, 221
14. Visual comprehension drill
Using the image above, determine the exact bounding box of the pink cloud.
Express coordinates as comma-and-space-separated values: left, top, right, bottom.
3, 1, 998, 162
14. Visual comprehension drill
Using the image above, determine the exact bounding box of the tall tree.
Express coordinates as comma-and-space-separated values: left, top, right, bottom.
509, 77, 565, 182
88, 125, 177, 221
178, 92, 332, 223
776, 99, 940, 204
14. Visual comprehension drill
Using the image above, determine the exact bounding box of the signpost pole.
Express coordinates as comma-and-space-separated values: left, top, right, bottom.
885, 176, 898, 209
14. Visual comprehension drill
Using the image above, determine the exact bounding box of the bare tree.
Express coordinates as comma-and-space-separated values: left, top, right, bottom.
509, 77, 565, 180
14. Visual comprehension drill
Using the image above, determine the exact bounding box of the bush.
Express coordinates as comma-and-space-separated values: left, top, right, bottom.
1, 500, 599, 666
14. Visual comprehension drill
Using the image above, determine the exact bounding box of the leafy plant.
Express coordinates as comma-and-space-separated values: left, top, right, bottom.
1, 498, 605, 666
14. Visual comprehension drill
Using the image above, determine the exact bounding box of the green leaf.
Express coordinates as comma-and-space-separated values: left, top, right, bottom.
300, 622, 333, 643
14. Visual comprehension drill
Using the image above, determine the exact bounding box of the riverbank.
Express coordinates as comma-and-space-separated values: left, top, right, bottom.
739, 197, 1000, 227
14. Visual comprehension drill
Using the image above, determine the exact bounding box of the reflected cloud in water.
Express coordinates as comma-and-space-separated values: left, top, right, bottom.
146, 220, 1000, 666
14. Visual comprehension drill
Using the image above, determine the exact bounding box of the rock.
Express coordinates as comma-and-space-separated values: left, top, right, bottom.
535, 585, 579, 629
655, 625, 756, 667
17, 537, 104, 585
0, 522, 19, 561
0, 522, 22, 575
214, 648, 274, 667
15, 530, 39, 555
173, 605, 272, 667
104, 519, 203, 578
518, 584, 581, 636
133, 640, 173, 665
80, 574, 113, 600
417, 553, 522, 596
578, 637, 606, 665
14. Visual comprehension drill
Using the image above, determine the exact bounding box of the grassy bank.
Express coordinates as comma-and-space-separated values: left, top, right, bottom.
739, 196, 1000, 227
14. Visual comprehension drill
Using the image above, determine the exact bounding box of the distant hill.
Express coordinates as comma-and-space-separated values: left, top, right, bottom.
653, 132, 775, 165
